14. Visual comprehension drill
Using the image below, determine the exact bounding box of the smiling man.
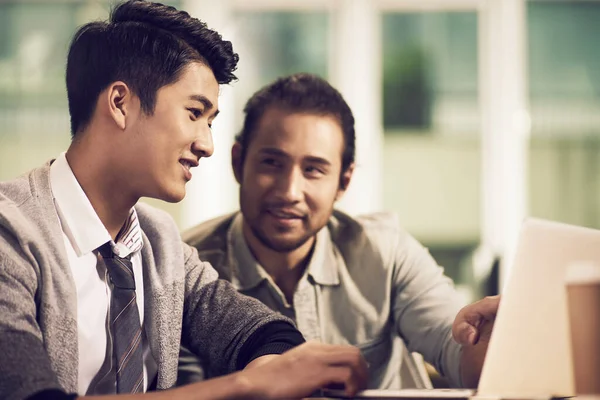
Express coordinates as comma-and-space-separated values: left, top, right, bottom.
181, 73, 499, 389
0, 3, 368, 400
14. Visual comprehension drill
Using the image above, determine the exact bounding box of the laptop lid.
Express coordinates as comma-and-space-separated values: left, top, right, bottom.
478, 218, 600, 398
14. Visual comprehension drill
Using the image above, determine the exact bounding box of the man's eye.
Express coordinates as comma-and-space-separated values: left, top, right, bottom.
187, 108, 203, 120
261, 158, 279, 167
305, 166, 324, 176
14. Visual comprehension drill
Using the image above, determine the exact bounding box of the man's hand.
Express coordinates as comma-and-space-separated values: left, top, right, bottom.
238, 341, 368, 400
452, 295, 500, 388
452, 295, 500, 346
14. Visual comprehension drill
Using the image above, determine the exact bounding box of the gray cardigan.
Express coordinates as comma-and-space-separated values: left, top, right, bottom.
0, 163, 288, 399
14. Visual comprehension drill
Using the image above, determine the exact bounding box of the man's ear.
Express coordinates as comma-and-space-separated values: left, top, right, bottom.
231, 142, 244, 184
106, 81, 134, 130
336, 163, 355, 201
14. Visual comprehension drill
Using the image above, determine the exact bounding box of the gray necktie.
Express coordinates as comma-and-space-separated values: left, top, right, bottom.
99, 242, 144, 393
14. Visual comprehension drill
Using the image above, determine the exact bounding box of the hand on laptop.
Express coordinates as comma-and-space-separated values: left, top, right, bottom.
452, 295, 500, 346
452, 295, 500, 388
240, 341, 369, 399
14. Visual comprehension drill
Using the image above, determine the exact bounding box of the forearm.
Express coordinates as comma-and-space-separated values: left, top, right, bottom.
459, 345, 485, 388
77, 371, 262, 400
458, 322, 492, 388
244, 355, 279, 370
454, 296, 499, 388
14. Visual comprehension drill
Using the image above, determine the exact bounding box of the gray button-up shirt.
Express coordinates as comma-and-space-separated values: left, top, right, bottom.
182, 210, 465, 389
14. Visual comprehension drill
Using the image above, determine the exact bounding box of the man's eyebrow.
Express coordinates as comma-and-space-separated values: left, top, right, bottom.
258, 147, 289, 157
258, 148, 332, 166
189, 94, 219, 117
304, 156, 332, 167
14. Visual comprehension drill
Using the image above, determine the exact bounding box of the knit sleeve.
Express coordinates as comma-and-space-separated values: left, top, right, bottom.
180, 243, 302, 378
0, 252, 64, 399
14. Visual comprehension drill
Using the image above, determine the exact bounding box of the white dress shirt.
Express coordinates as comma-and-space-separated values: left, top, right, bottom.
49, 152, 157, 394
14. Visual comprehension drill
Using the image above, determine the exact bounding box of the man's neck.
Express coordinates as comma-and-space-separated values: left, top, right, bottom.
66, 141, 137, 240
241, 220, 315, 304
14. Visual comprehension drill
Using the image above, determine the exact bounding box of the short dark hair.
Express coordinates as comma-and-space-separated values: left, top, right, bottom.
236, 73, 356, 176
66, 0, 239, 136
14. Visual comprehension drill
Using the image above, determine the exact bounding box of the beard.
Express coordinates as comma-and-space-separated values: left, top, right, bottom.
249, 220, 315, 253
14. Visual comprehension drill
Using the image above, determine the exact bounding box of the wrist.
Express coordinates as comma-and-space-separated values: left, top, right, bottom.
232, 370, 267, 400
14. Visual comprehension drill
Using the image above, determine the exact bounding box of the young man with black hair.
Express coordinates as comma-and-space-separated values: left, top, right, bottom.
182, 73, 498, 389
0, 3, 367, 400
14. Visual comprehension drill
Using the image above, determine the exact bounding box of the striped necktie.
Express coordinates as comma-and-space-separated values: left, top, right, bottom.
98, 242, 144, 393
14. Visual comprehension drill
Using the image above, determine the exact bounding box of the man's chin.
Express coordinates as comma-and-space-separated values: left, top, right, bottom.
248, 221, 314, 253
260, 234, 312, 253
154, 187, 186, 204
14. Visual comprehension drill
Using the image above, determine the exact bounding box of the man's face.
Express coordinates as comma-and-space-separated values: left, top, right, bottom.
127, 62, 219, 203
237, 107, 349, 252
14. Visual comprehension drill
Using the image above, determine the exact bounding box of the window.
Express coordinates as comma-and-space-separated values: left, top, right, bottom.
381, 11, 481, 296
528, 1, 600, 229
232, 12, 329, 118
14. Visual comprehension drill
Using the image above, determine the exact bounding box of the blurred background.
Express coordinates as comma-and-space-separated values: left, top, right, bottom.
1, 0, 599, 305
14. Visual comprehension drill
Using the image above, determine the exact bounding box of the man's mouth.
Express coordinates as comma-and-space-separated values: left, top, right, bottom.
267, 209, 304, 219
180, 159, 193, 172
179, 158, 198, 172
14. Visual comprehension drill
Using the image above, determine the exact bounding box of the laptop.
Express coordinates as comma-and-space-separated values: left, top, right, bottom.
323, 218, 600, 399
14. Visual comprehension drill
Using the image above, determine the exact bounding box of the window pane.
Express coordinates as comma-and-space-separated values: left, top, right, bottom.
528, 1, 600, 229
232, 12, 329, 114
0, 2, 76, 182
382, 12, 478, 133
382, 12, 481, 297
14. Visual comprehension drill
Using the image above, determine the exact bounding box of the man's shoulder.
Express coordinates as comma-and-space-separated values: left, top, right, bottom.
328, 210, 418, 261
179, 213, 238, 280
0, 166, 52, 235
135, 202, 183, 245
329, 210, 407, 239
0, 169, 40, 208
0, 166, 59, 273
0, 187, 34, 246
181, 212, 238, 250
353, 211, 403, 230
135, 201, 176, 224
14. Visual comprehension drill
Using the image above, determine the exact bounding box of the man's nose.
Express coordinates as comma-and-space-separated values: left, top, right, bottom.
276, 167, 304, 203
192, 126, 214, 158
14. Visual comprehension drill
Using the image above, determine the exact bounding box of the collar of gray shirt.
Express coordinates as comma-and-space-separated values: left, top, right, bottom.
228, 213, 341, 292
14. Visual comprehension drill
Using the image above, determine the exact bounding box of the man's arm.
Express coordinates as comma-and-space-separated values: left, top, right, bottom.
388, 227, 465, 387
179, 243, 305, 376
33, 342, 367, 400
1, 245, 367, 399
236, 320, 305, 370
0, 252, 66, 399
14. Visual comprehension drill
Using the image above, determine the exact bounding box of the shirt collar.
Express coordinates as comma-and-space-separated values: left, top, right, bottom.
50, 152, 143, 257
305, 226, 340, 286
112, 208, 143, 258
228, 213, 270, 290
229, 213, 340, 290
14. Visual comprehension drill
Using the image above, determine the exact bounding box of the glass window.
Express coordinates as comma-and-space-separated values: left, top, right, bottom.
232, 12, 329, 116
0, 2, 77, 182
382, 12, 478, 133
381, 12, 482, 298
528, 1, 600, 229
